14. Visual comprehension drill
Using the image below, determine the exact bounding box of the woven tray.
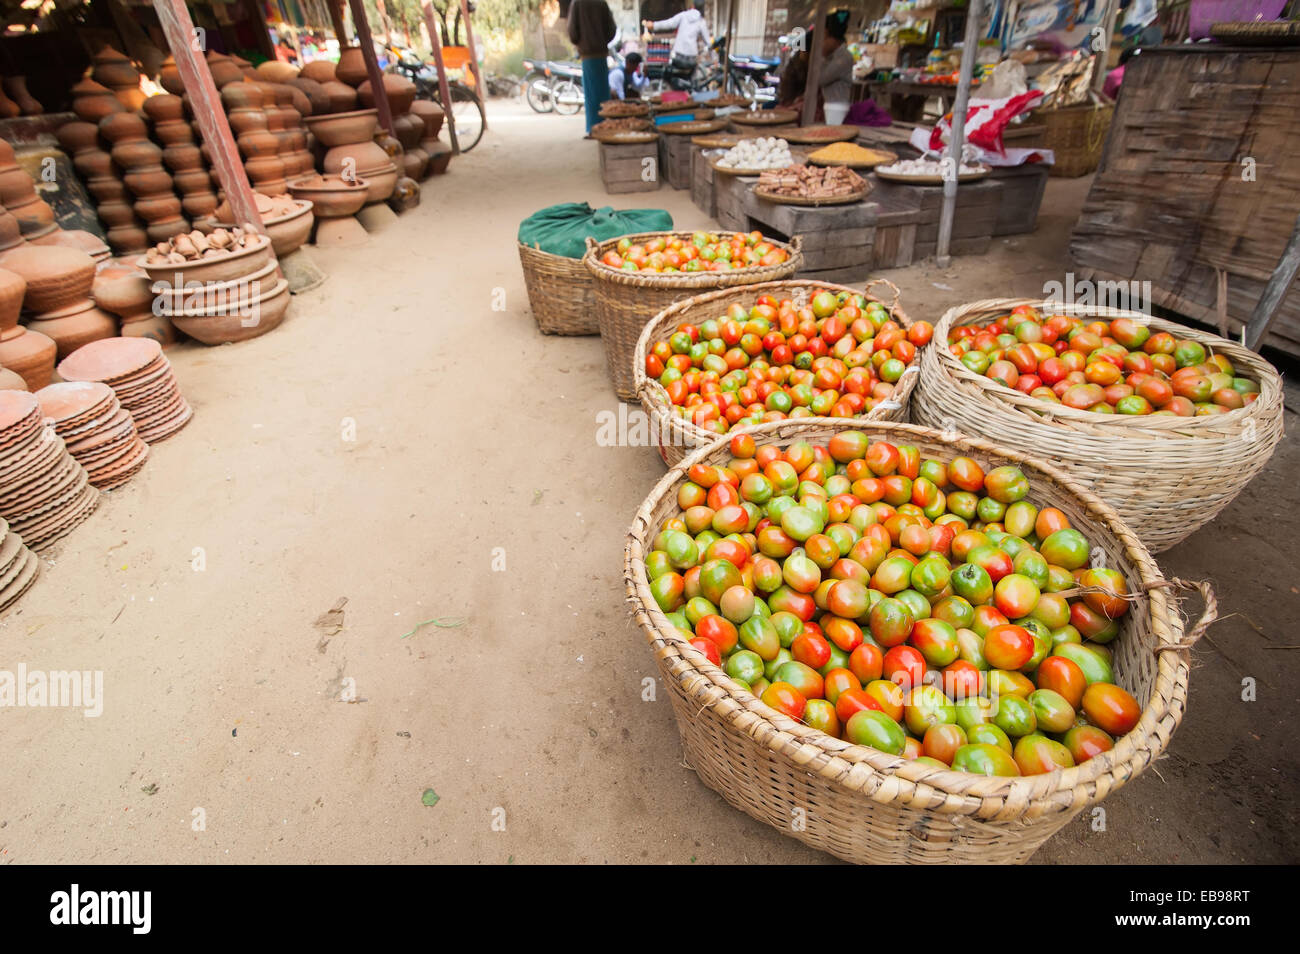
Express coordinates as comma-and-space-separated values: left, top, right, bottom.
753, 182, 872, 206
808, 148, 898, 169
625, 417, 1214, 864
659, 119, 728, 135
594, 130, 659, 144
730, 108, 798, 126
875, 165, 991, 184
767, 123, 860, 144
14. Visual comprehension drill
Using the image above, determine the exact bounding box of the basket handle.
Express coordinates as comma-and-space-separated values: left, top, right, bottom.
584, 236, 598, 255
788, 235, 803, 253
864, 277, 902, 316
872, 364, 919, 413
1147, 578, 1217, 656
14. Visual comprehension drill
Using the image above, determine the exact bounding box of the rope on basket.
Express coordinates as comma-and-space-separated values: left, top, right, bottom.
1056, 576, 1217, 655
863, 277, 902, 317
874, 364, 920, 414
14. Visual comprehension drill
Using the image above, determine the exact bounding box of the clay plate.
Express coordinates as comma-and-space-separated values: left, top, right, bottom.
0, 530, 23, 576
0, 549, 38, 609
0, 430, 62, 482
58, 337, 162, 384
13, 485, 99, 549
137, 400, 192, 442
37, 381, 115, 424
0, 390, 40, 432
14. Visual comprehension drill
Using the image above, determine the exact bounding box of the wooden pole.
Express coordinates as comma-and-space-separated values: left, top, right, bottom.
724, 0, 737, 93
1091, 0, 1121, 93
422, 2, 461, 154
459, 0, 487, 130
151, 0, 264, 231
802, 0, 829, 127
935, 0, 983, 267
347, 0, 396, 136
1244, 212, 1300, 351
328, 0, 350, 46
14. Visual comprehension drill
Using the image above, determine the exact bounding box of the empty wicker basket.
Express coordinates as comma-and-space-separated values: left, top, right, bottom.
517, 241, 598, 335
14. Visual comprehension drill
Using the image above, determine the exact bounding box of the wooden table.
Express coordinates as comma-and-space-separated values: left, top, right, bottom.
867, 80, 960, 122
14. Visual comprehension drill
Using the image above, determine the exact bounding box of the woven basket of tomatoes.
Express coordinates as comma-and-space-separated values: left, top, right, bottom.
913, 299, 1284, 552
582, 230, 802, 401
634, 279, 931, 468
624, 419, 1214, 865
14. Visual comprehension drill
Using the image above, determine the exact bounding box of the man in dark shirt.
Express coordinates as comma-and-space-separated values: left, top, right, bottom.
568, 0, 617, 136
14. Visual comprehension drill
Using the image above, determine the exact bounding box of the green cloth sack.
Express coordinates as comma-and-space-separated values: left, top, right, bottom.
517, 203, 673, 260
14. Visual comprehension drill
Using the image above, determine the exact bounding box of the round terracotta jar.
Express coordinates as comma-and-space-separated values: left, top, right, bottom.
0, 245, 97, 312
142, 93, 185, 123
54, 120, 100, 154
71, 79, 124, 122
0, 266, 25, 335
320, 81, 358, 114
299, 60, 337, 84
238, 130, 281, 159
0, 324, 56, 390
206, 52, 244, 88
0, 208, 20, 251
335, 47, 368, 87
99, 111, 149, 145
25, 300, 118, 359
160, 55, 185, 95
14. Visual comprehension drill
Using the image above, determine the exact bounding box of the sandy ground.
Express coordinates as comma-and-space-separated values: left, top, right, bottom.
1, 100, 1296, 865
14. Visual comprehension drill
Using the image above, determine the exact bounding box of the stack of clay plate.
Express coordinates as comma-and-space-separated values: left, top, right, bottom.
0, 517, 40, 614
36, 381, 149, 489
57, 338, 192, 444
0, 390, 99, 551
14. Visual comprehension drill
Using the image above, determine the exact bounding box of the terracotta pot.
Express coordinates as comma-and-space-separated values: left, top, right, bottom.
287, 175, 369, 218
142, 93, 185, 123
71, 79, 125, 123
159, 55, 184, 95
91, 263, 152, 318
425, 141, 452, 175
227, 109, 269, 137
0, 267, 25, 334
0, 326, 55, 389
0, 367, 25, 391
170, 168, 210, 192
209, 200, 314, 258
4, 76, 44, 116
221, 81, 262, 111
0, 86, 19, 119
0, 246, 97, 311
133, 194, 184, 224
163, 145, 203, 173
153, 259, 278, 310
180, 191, 218, 219
0, 208, 20, 250
238, 131, 281, 159
97, 201, 138, 227
31, 229, 111, 262
144, 219, 191, 245
374, 134, 402, 159
73, 150, 115, 179
136, 232, 274, 285
0, 165, 35, 207
12, 199, 57, 238
299, 60, 337, 84
55, 121, 99, 154
256, 61, 299, 84
288, 77, 330, 116
87, 178, 129, 204
92, 46, 139, 90
167, 277, 290, 345
154, 122, 194, 148
323, 139, 389, 174
304, 108, 377, 147
105, 224, 149, 255
410, 100, 445, 138
25, 299, 118, 359
119, 313, 176, 347
358, 74, 417, 114
335, 47, 368, 87
206, 52, 244, 88
99, 111, 149, 144
402, 149, 427, 180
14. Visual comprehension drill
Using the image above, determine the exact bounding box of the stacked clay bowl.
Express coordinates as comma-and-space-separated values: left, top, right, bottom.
58, 338, 191, 443
288, 173, 369, 247
0, 390, 99, 551
304, 108, 397, 204
0, 246, 115, 360
0, 516, 40, 614
32, 229, 112, 263
36, 381, 148, 489
0, 138, 57, 239
0, 265, 57, 390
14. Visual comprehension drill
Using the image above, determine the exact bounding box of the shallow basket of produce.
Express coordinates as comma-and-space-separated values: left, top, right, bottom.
624, 419, 1214, 865
913, 298, 1285, 552
516, 242, 598, 336
634, 279, 928, 467
583, 231, 802, 401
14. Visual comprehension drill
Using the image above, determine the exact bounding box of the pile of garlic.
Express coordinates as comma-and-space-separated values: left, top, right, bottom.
876, 156, 984, 177
716, 137, 793, 170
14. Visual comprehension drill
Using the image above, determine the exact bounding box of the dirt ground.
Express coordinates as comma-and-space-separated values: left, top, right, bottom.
1, 101, 1295, 865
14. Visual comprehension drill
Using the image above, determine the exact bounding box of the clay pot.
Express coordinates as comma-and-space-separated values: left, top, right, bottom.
88, 178, 129, 204
0, 267, 25, 334
304, 108, 378, 148
105, 223, 149, 255
0, 246, 97, 312
256, 61, 299, 84
92, 263, 153, 319
159, 55, 184, 95
0, 164, 33, 208
402, 149, 427, 180
299, 60, 337, 84
166, 276, 290, 345
358, 74, 417, 115
238, 130, 281, 159
137, 232, 274, 285
99, 111, 149, 145
0, 326, 55, 389
0, 367, 25, 390
335, 47, 368, 87
25, 300, 118, 359
208, 200, 313, 257
389, 176, 420, 212
162, 144, 203, 174
4, 76, 43, 116
55, 121, 99, 154
142, 93, 185, 124
133, 194, 184, 223
227, 110, 269, 137
0, 208, 20, 250
425, 141, 452, 176
10, 198, 56, 239
119, 313, 176, 347
206, 52, 244, 88
222, 81, 263, 111
31, 229, 111, 262
92, 46, 141, 99
323, 139, 390, 176
97, 201, 138, 227
318, 81, 359, 116
288, 77, 329, 116
71, 78, 125, 122
287, 174, 369, 218
410, 100, 445, 138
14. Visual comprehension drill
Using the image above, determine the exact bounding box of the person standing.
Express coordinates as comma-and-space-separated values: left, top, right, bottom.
609, 52, 648, 100
643, 0, 712, 76
567, 0, 617, 137
818, 10, 854, 125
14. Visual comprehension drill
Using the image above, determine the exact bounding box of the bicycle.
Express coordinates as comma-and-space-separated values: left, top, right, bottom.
389, 47, 486, 152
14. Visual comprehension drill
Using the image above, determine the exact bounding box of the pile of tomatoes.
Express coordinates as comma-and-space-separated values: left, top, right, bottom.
598, 231, 789, 274
646, 290, 933, 436
949, 305, 1260, 415
644, 430, 1143, 778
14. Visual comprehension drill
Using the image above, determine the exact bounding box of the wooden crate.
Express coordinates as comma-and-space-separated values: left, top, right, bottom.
692, 145, 723, 218
744, 191, 876, 280
868, 178, 1003, 267
657, 132, 694, 190
1068, 46, 1300, 357
988, 163, 1049, 236
714, 171, 755, 232
600, 140, 660, 194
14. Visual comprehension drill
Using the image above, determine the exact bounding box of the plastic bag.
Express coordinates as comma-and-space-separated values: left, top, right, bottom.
517, 203, 674, 260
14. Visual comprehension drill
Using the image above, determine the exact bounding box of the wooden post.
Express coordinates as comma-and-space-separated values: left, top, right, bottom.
802, 0, 829, 127
246, 0, 279, 62
936, 0, 982, 267
724, 0, 737, 93
422, 2, 461, 154
329, 0, 350, 46
151, 0, 264, 231
347, 0, 396, 136
1091, 0, 1121, 92
459, 0, 487, 130
1244, 212, 1300, 351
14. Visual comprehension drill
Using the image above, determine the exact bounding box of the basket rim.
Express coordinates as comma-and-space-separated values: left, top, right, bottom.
516, 239, 589, 264
930, 297, 1284, 434
581, 230, 804, 289
632, 279, 920, 454
624, 417, 1194, 817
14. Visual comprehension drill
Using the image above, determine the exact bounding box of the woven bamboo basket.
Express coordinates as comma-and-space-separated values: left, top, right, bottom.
583, 231, 803, 401
634, 279, 922, 467
913, 298, 1285, 552
625, 418, 1214, 864
1037, 101, 1114, 178
517, 242, 598, 336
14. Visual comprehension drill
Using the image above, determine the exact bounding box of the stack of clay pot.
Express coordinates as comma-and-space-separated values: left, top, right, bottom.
287, 174, 368, 247
0, 515, 40, 614
36, 381, 149, 489
70, 78, 124, 123
203, 192, 313, 258
145, 93, 218, 222
1, 245, 115, 360
91, 46, 144, 111
0, 138, 57, 240
304, 108, 397, 208
93, 261, 173, 346
411, 100, 452, 177
223, 83, 287, 197
267, 84, 315, 179
300, 59, 356, 116
140, 227, 288, 345
58, 338, 191, 444
0, 390, 100, 551
100, 112, 188, 245
359, 74, 425, 177
2, 76, 44, 116
64, 90, 146, 254
0, 266, 56, 390
32, 229, 111, 263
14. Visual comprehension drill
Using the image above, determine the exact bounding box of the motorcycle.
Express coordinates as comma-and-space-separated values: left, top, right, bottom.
525, 44, 627, 117
643, 35, 776, 101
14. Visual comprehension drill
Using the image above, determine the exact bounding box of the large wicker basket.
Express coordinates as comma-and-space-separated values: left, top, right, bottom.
634, 278, 922, 467
517, 242, 598, 336
583, 231, 803, 401
625, 419, 1213, 865
1037, 101, 1114, 178
913, 298, 1285, 552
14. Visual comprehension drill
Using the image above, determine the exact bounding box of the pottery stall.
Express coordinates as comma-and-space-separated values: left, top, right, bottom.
145, 94, 219, 222
287, 173, 368, 247
100, 112, 188, 245
0, 245, 115, 360
304, 108, 397, 232
223, 83, 287, 198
